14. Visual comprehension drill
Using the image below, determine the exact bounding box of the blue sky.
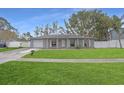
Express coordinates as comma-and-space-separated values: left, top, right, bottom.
0, 8, 124, 35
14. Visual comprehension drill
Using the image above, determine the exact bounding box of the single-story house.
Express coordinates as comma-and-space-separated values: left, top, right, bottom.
30, 35, 94, 48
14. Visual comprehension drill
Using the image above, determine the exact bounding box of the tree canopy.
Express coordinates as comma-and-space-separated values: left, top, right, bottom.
33, 22, 66, 37
1, 9, 123, 43
0, 17, 18, 41
0, 17, 17, 31
65, 10, 113, 41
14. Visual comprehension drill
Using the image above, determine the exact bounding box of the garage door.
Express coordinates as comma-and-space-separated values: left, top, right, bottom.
33, 40, 43, 48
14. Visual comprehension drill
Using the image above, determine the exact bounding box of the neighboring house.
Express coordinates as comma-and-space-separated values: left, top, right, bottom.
109, 28, 124, 40
30, 35, 94, 48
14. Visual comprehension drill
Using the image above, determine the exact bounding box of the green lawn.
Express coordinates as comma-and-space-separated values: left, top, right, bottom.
24, 48, 124, 59
1, 61, 124, 85
0, 48, 18, 52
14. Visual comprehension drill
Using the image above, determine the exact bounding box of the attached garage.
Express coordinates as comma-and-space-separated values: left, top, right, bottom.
30, 40, 43, 48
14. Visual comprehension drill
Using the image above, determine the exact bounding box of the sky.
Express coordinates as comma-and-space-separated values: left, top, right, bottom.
0, 8, 124, 35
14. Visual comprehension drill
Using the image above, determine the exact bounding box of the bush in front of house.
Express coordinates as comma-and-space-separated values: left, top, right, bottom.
31, 50, 35, 56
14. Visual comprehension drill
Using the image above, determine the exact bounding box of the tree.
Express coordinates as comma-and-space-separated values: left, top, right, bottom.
94, 12, 112, 40
26, 32, 32, 39
111, 15, 124, 48
65, 10, 98, 36
0, 17, 18, 41
49, 22, 66, 35
65, 10, 112, 40
21, 32, 32, 40
34, 22, 66, 36
44, 24, 49, 35
34, 26, 40, 37
0, 17, 16, 31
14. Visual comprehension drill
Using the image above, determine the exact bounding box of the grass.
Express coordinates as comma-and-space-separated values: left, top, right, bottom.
24, 48, 124, 59
0, 48, 18, 52
1, 61, 124, 84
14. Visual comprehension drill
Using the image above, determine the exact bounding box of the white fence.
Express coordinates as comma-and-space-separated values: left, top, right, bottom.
6, 41, 30, 48
94, 39, 124, 48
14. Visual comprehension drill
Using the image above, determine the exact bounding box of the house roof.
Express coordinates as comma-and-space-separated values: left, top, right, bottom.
31, 35, 94, 40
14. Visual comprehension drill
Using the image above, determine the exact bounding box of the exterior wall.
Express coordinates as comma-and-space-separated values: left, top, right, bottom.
66, 39, 70, 48
90, 39, 94, 48
43, 39, 46, 48
30, 38, 94, 48
46, 39, 48, 48
84, 39, 89, 48
94, 39, 124, 48
58, 39, 66, 48
89, 39, 94, 48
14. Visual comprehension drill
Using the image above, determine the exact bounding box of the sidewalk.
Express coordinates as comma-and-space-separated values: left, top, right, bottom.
17, 58, 124, 63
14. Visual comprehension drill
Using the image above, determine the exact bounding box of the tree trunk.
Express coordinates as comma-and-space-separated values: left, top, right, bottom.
118, 33, 122, 48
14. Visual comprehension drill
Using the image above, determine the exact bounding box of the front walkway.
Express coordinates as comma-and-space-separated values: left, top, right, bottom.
17, 58, 124, 63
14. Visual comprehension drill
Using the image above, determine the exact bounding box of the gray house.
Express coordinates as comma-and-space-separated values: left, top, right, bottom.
109, 28, 124, 40
30, 35, 94, 48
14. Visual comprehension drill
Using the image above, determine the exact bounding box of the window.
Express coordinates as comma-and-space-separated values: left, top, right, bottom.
51, 39, 56, 47
70, 39, 75, 47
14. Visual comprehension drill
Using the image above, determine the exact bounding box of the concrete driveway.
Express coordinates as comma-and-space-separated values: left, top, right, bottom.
0, 48, 38, 64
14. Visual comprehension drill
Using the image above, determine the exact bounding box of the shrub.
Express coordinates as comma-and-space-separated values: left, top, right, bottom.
31, 50, 35, 56
75, 46, 81, 49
